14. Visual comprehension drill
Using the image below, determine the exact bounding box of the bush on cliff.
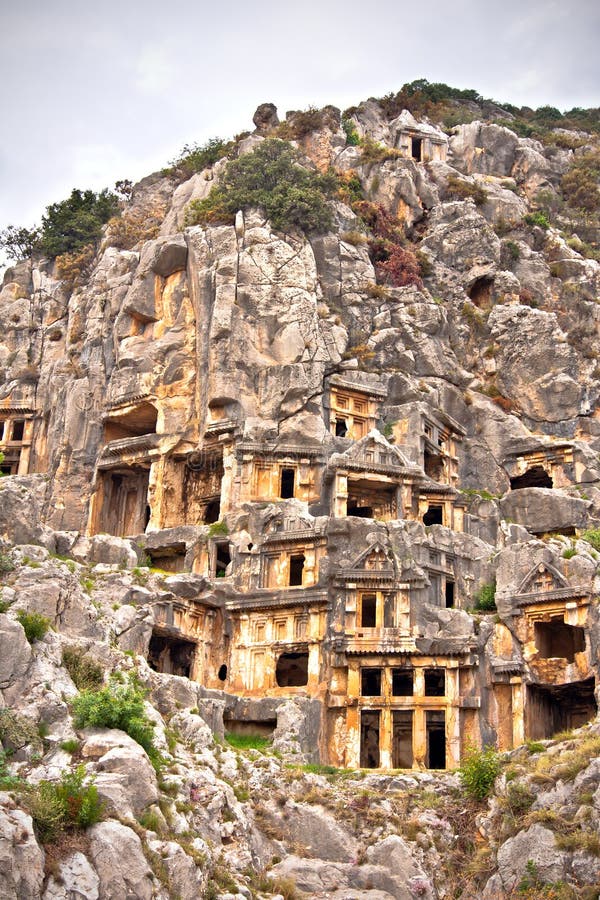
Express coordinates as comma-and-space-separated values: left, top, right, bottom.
185, 139, 337, 234
72, 673, 161, 769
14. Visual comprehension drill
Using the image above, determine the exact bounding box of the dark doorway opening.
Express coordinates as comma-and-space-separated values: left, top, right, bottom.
392, 668, 414, 696
280, 468, 295, 499
423, 505, 443, 526
526, 678, 597, 740
425, 669, 446, 697
411, 137, 422, 161
335, 419, 348, 437
217, 664, 228, 681
289, 554, 305, 586
510, 466, 553, 490
361, 668, 382, 696
11, 420, 25, 441
275, 651, 309, 687
392, 710, 413, 768
426, 710, 446, 769
534, 619, 585, 662
360, 710, 380, 768
148, 630, 195, 677
204, 499, 221, 524
359, 594, 377, 627
214, 542, 231, 578
445, 581, 455, 608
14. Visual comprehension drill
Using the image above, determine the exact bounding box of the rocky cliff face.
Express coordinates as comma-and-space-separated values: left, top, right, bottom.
1, 92, 600, 898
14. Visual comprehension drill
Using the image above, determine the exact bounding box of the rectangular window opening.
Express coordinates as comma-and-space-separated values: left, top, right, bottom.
280, 467, 295, 499
289, 554, 305, 587
424, 668, 446, 697
361, 668, 382, 696
392, 668, 414, 696
359, 593, 377, 628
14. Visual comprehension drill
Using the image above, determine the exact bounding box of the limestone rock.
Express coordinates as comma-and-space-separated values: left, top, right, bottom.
88, 820, 154, 899
0, 798, 45, 900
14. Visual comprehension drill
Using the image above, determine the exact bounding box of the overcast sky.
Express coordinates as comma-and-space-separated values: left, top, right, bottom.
1, 0, 598, 270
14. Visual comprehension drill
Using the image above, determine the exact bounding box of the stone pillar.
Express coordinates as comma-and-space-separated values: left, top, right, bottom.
511, 678, 525, 746
380, 706, 392, 769
413, 707, 426, 769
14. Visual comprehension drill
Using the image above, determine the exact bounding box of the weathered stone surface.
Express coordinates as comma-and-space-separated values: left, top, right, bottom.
88, 820, 154, 899
0, 799, 45, 899
494, 824, 567, 892
43, 851, 100, 900
0, 613, 32, 689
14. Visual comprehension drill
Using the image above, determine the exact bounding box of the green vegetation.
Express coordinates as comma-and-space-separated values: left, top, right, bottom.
207, 520, 229, 537
25, 765, 103, 842
224, 732, 271, 752
459, 745, 502, 800
167, 137, 234, 179
0, 551, 15, 574
523, 211, 550, 230
473, 580, 497, 612
582, 528, 600, 552
359, 136, 402, 164
341, 117, 360, 146
0, 749, 21, 789
16, 610, 51, 643
72, 673, 162, 770
185, 138, 337, 234
62, 645, 104, 691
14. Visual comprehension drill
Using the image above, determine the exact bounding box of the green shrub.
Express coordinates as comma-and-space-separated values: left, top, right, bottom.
26, 765, 103, 842
16, 611, 51, 643
523, 211, 550, 230
62, 646, 104, 692
185, 139, 336, 235
0, 749, 21, 789
0, 552, 15, 574
582, 529, 600, 552
208, 520, 229, 537
168, 137, 234, 179
359, 136, 402, 164
72, 674, 161, 769
473, 581, 497, 612
342, 117, 360, 146
459, 745, 501, 800
60, 739, 80, 754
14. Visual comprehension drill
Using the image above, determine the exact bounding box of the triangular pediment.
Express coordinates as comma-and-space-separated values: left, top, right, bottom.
517, 562, 568, 595
350, 539, 394, 571
333, 430, 412, 469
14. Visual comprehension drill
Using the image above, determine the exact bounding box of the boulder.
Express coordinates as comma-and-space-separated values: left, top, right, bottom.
88, 820, 154, 899
43, 851, 100, 899
0, 798, 45, 899
0, 614, 32, 689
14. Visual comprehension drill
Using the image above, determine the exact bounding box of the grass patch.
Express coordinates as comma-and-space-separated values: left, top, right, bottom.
224, 732, 270, 752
